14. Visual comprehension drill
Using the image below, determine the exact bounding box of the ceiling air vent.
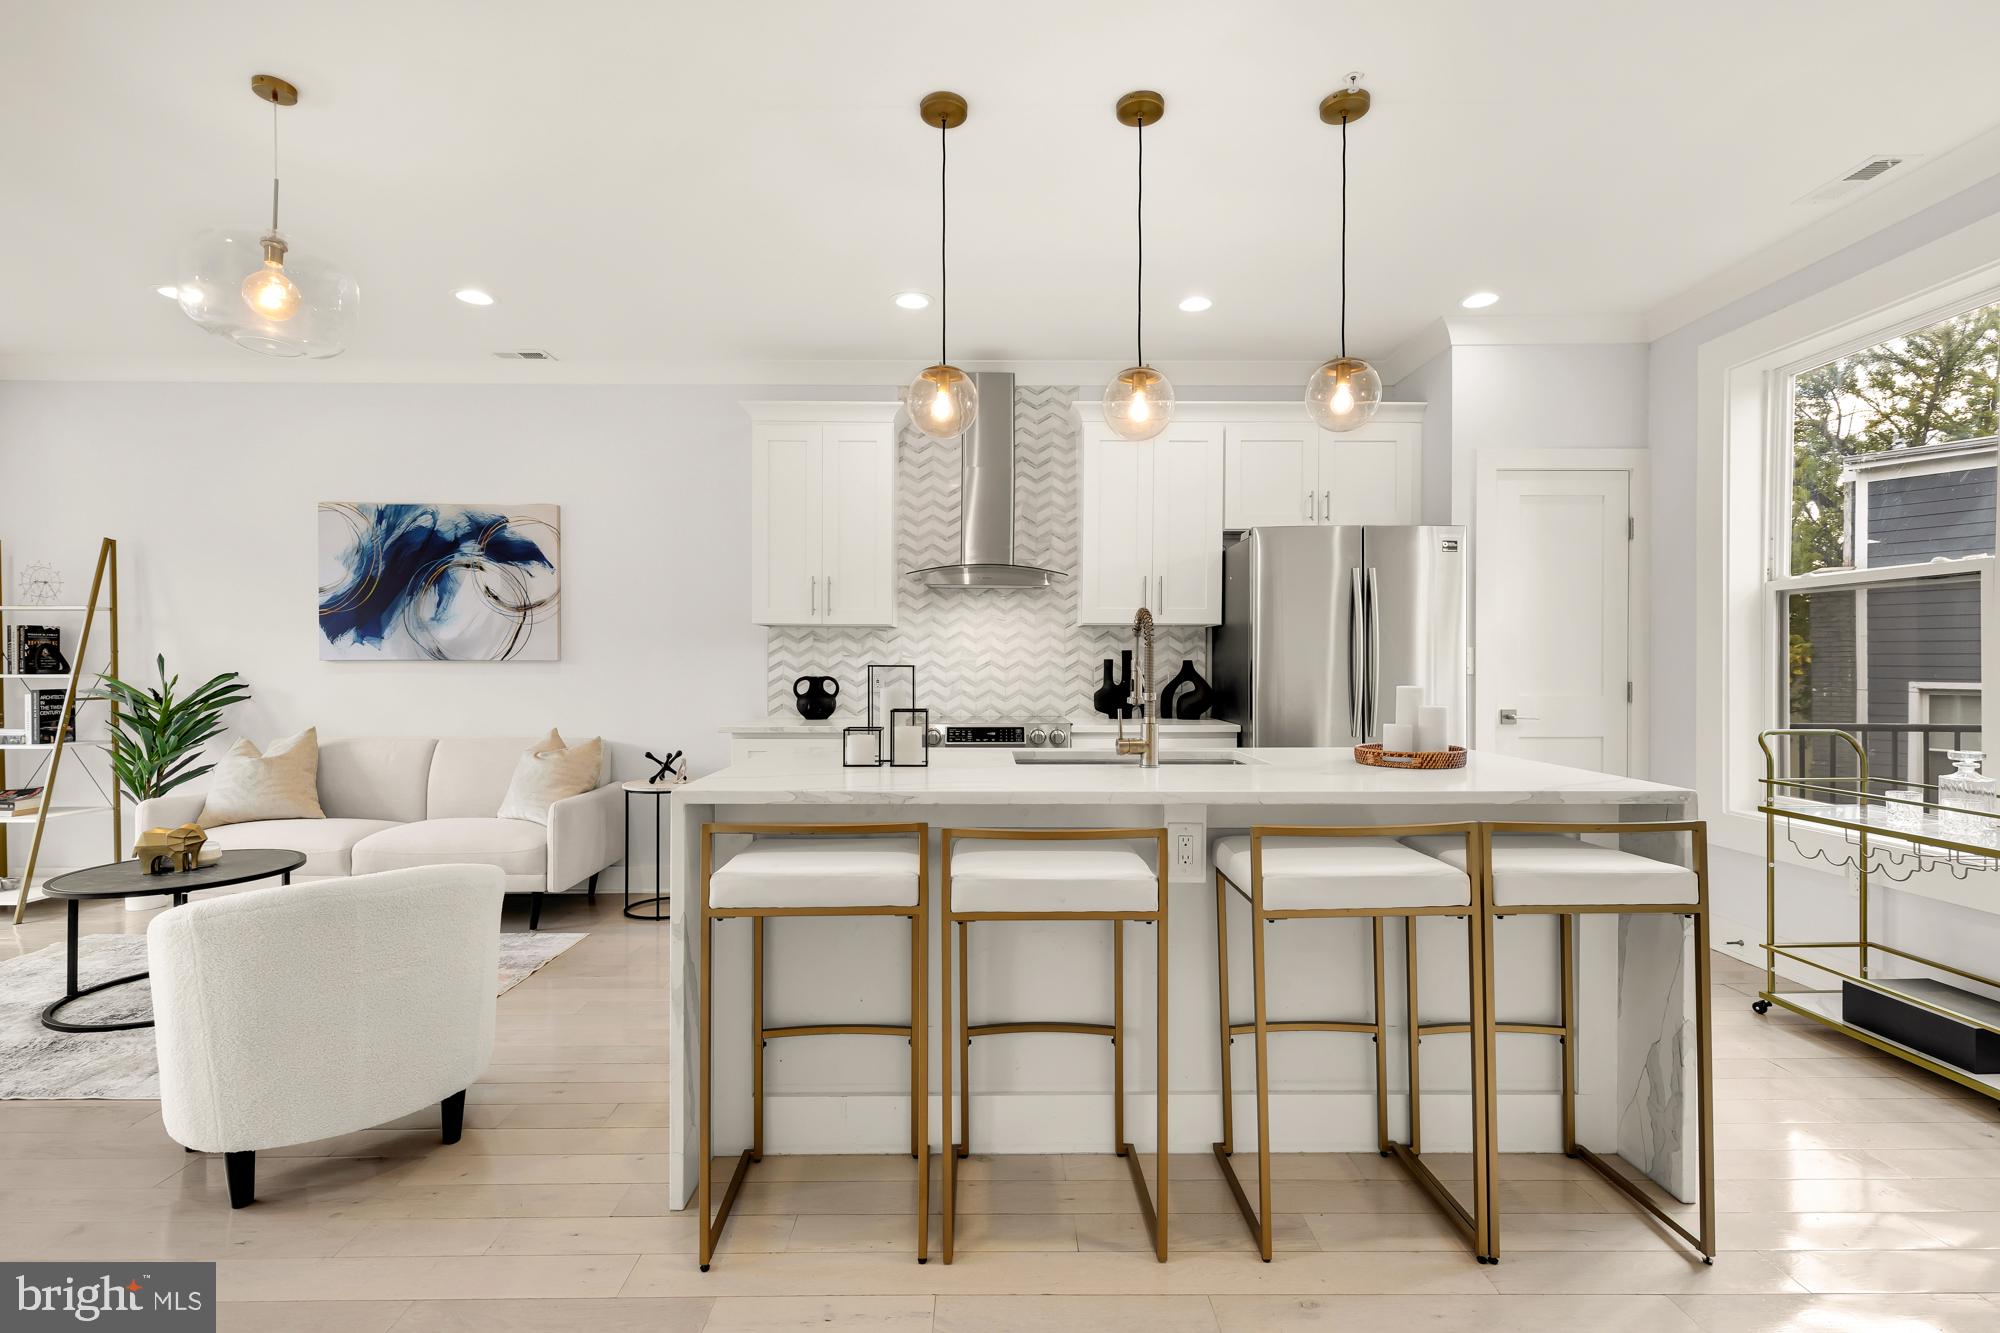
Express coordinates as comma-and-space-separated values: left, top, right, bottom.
1799, 155, 1916, 203
492, 349, 558, 360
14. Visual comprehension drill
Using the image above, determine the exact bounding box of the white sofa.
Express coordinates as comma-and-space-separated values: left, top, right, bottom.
150, 864, 503, 1207
134, 735, 624, 929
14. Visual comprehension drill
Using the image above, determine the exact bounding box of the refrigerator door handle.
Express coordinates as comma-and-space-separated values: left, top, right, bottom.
1348, 567, 1365, 737
1365, 566, 1382, 740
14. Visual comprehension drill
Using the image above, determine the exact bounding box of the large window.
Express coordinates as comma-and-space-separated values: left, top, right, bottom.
1777, 298, 1999, 787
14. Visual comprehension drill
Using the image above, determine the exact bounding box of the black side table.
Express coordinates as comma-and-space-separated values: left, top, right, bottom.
40, 848, 308, 1033
622, 780, 675, 921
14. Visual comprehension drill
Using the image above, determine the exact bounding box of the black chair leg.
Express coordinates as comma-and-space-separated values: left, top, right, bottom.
225, 1150, 255, 1209
528, 893, 543, 931
588, 873, 599, 902
442, 1090, 467, 1145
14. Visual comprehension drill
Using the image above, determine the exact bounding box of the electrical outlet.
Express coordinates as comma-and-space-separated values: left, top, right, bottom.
1168, 822, 1203, 883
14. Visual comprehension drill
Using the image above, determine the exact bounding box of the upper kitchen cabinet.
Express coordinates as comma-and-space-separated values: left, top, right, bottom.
745, 402, 900, 627
1074, 408, 1225, 626
1220, 403, 1426, 528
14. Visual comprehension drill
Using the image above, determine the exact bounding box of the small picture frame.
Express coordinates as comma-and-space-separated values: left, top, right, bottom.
842, 726, 884, 768
889, 708, 930, 768
866, 664, 917, 730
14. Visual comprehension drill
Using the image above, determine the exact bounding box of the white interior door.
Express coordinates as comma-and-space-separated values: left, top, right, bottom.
750, 422, 823, 624
1476, 468, 1630, 771
818, 421, 897, 627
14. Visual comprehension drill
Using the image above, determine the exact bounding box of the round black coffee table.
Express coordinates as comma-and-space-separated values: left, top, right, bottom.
40, 848, 307, 1033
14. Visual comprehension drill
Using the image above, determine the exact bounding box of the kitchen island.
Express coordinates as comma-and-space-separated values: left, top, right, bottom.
666, 747, 1698, 1212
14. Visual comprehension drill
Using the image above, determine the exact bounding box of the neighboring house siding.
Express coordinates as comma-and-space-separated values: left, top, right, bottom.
1866, 578, 1981, 780
1865, 465, 1996, 566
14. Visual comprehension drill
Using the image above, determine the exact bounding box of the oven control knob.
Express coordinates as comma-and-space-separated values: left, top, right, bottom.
925, 727, 943, 748
1048, 727, 1068, 748
1027, 727, 1048, 746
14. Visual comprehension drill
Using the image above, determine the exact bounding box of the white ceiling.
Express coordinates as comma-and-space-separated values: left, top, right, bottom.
4, 0, 2000, 383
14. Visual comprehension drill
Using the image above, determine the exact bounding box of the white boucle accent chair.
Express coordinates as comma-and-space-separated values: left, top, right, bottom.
149, 863, 504, 1209
134, 735, 624, 929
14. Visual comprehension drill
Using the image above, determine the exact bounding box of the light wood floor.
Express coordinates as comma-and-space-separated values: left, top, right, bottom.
7, 894, 2000, 1331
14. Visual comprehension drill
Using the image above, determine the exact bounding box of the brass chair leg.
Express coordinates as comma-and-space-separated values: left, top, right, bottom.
751, 917, 765, 1164
1249, 879, 1274, 1262
1405, 917, 1422, 1155
1478, 859, 1501, 1263
1214, 870, 1234, 1156
1372, 915, 1389, 1154
1154, 870, 1170, 1264
1113, 920, 1126, 1155
940, 878, 956, 1264
697, 896, 714, 1271
1694, 898, 1716, 1262
957, 919, 971, 1160
1559, 913, 1576, 1157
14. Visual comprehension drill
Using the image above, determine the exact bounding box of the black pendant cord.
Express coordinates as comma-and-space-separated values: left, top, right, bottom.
939, 115, 948, 368
1135, 116, 1145, 369
1339, 113, 1348, 360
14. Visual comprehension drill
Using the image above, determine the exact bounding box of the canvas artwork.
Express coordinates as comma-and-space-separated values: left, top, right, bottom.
317, 502, 561, 661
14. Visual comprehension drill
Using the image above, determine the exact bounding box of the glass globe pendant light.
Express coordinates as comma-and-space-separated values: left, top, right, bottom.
175, 74, 357, 358
905, 92, 977, 441
1304, 74, 1382, 432
1100, 91, 1174, 441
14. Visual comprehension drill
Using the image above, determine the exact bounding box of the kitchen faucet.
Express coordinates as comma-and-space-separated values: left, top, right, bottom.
1116, 607, 1159, 768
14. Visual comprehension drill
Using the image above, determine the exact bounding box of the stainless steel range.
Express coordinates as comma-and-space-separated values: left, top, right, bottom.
923, 718, 1070, 750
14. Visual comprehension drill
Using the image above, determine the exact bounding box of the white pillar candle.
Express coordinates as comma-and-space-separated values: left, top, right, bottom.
893, 723, 925, 765
1394, 685, 1426, 727
1381, 722, 1415, 752
1415, 705, 1448, 752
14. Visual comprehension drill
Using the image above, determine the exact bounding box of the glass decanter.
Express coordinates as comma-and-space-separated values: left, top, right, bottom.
1938, 750, 1999, 837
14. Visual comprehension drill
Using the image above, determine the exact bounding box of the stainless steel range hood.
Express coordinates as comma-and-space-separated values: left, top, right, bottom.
908, 371, 1070, 589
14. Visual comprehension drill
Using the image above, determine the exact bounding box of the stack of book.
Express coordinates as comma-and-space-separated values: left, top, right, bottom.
0, 786, 45, 817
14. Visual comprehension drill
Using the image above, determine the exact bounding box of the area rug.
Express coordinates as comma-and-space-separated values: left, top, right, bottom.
0, 931, 585, 1100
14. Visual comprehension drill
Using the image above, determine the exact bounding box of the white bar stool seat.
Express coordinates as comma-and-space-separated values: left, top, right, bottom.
947, 845, 1156, 914
710, 838, 921, 909
1214, 835, 1470, 910
1403, 833, 1697, 907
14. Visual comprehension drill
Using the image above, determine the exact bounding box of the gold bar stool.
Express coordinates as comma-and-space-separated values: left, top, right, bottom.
939, 827, 1170, 1264
696, 822, 930, 1270
1211, 823, 1492, 1261
1409, 821, 1715, 1264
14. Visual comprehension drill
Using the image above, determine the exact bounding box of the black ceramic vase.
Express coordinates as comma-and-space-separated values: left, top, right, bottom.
1160, 660, 1213, 720
793, 675, 839, 720
1118, 650, 1135, 720
1091, 659, 1124, 719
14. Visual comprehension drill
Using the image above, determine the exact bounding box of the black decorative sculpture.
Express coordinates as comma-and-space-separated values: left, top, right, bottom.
794, 675, 839, 720
1159, 660, 1214, 720
1091, 659, 1124, 719
644, 750, 686, 784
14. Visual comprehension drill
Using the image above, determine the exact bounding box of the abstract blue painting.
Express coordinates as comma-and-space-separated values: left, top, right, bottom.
317, 502, 561, 661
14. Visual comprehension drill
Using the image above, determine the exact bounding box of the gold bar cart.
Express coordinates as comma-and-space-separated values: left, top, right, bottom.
1756, 727, 2000, 1098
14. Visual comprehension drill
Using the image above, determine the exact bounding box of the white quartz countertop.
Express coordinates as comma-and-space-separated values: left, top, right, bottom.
675, 747, 1692, 807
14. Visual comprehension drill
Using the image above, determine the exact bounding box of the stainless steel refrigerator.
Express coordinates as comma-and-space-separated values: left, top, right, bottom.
1211, 525, 1468, 747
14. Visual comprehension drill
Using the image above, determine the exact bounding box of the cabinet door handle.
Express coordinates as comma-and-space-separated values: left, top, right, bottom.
1305, 489, 1314, 521
826, 576, 833, 616
1156, 574, 1164, 613
810, 576, 817, 615
1323, 490, 1331, 524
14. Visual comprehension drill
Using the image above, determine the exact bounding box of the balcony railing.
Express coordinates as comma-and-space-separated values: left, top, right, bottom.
1783, 721, 1984, 799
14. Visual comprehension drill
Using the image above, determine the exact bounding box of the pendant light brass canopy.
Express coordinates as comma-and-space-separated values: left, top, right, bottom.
1100, 90, 1174, 441
174, 74, 356, 358
1305, 73, 1381, 432
906, 91, 977, 440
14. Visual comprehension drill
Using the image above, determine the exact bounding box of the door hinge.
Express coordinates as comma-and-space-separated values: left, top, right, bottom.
1627, 515, 1636, 540
1626, 680, 1634, 703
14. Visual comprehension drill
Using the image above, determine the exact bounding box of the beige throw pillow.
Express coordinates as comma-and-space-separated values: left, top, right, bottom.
498, 729, 603, 825
197, 727, 325, 829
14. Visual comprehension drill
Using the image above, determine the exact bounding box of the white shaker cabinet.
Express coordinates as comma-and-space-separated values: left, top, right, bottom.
1220, 404, 1425, 528
1075, 412, 1225, 626
745, 403, 900, 627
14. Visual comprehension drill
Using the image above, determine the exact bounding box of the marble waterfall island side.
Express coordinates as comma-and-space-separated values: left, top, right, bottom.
666, 748, 1697, 1210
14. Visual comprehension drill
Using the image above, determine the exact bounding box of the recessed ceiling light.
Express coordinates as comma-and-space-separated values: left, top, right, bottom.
893, 291, 931, 310
1178, 295, 1213, 313
1460, 291, 1500, 309
156, 286, 180, 299
455, 288, 496, 306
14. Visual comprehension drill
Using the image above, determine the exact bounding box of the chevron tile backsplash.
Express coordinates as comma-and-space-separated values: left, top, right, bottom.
765, 385, 1209, 720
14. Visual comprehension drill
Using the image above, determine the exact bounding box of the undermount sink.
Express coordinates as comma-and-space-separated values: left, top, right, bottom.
1011, 750, 1244, 765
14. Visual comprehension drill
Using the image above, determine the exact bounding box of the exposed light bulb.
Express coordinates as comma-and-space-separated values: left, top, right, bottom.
1101, 366, 1174, 441
930, 386, 952, 421
1129, 391, 1151, 423
241, 236, 302, 321
1331, 377, 1354, 415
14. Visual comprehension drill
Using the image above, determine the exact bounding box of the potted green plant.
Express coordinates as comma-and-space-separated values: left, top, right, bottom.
87, 655, 251, 801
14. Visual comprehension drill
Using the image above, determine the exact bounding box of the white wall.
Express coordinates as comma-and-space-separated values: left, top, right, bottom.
0, 380, 876, 881
1647, 168, 2000, 970
1389, 349, 1454, 525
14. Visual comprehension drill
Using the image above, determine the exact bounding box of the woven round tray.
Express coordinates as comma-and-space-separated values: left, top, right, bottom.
1354, 743, 1468, 770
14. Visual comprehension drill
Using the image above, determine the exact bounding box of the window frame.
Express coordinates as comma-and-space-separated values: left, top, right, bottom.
1695, 217, 2000, 906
